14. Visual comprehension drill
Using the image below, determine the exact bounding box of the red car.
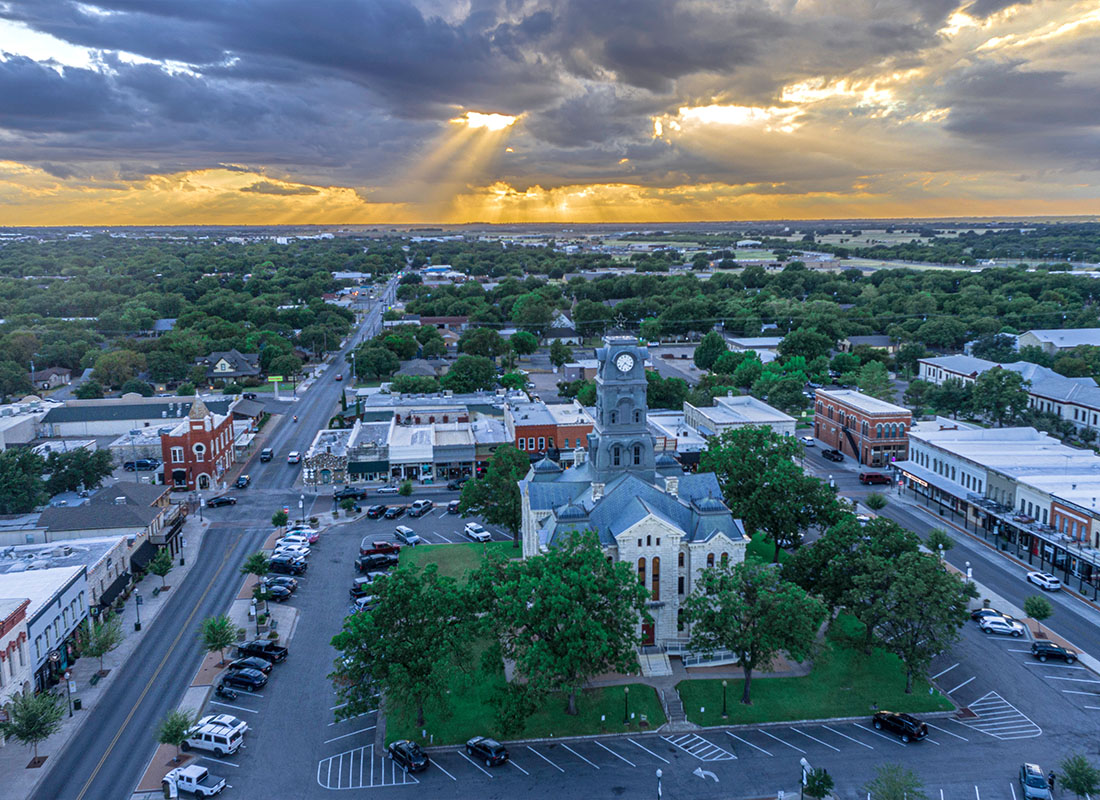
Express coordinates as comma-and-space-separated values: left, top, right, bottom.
859, 472, 892, 486
335, 374, 343, 381
360, 539, 401, 557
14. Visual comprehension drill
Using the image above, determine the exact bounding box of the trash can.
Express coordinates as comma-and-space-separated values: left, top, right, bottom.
73, 698, 82, 711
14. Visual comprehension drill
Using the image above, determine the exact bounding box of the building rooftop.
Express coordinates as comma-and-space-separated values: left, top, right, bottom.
647, 411, 707, 452
0, 536, 126, 576
544, 403, 595, 427
705, 395, 796, 426
0, 566, 85, 618
726, 336, 783, 348
1023, 328, 1100, 348
816, 388, 909, 416
508, 401, 557, 427
43, 396, 233, 424
306, 427, 354, 458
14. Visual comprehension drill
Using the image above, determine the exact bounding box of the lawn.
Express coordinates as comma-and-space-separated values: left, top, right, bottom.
678, 614, 954, 727
398, 541, 518, 582
745, 531, 788, 565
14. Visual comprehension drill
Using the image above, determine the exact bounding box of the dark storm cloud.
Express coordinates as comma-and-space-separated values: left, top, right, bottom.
241, 181, 320, 195
525, 87, 657, 148
964, 0, 1032, 18
0, 55, 129, 131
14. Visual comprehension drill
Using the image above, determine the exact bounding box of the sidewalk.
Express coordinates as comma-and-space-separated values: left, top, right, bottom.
0, 513, 211, 799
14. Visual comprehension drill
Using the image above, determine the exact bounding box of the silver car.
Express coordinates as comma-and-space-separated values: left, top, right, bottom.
980, 616, 1026, 637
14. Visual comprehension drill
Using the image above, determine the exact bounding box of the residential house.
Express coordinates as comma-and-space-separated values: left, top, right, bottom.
195, 349, 260, 381
29, 368, 71, 391
1018, 328, 1100, 355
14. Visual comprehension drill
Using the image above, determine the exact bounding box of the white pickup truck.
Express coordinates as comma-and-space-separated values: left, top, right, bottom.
163, 765, 226, 797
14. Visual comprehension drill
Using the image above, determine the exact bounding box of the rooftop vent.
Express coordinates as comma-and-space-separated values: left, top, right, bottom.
114, 496, 127, 505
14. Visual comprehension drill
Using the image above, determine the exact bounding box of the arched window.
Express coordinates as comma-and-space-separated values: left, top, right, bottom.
678, 551, 684, 568
862, 421, 869, 437
651, 557, 661, 601
899, 424, 905, 437
677, 609, 684, 631
706, 553, 715, 568
876, 424, 883, 439
720, 552, 729, 566
633, 445, 642, 465
637, 557, 646, 585
193, 443, 205, 462
646, 535, 652, 547
612, 446, 621, 467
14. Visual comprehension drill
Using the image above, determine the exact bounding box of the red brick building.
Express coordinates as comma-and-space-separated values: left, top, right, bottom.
161, 397, 235, 491
506, 400, 594, 463
814, 388, 911, 467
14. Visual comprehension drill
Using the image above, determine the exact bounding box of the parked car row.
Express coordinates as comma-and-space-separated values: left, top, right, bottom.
268, 525, 320, 576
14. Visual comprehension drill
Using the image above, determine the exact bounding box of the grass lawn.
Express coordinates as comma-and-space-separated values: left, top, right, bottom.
746, 531, 788, 565
678, 614, 954, 727
399, 541, 518, 582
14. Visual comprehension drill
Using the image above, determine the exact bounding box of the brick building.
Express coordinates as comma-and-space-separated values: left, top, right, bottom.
814, 389, 911, 467
506, 400, 594, 463
161, 398, 234, 491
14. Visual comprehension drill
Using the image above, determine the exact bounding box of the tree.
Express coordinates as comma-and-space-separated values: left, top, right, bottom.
646, 371, 689, 409
857, 361, 895, 401
148, 548, 173, 588
971, 368, 1030, 426
176, 382, 195, 396
694, 331, 728, 370
0, 360, 33, 398
511, 292, 554, 333
146, 350, 188, 383
1060, 754, 1100, 800
84, 615, 123, 673
458, 327, 507, 359
865, 492, 887, 510
240, 551, 270, 582
271, 510, 288, 528
398, 480, 413, 496
119, 378, 154, 397
92, 350, 146, 388
830, 352, 861, 376
440, 355, 496, 393
458, 444, 528, 547
926, 377, 972, 418
421, 338, 447, 358
74, 379, 104, 399
0, 448, 47, 515
0, 691, 64, 762
200, 614, 237, 666
269, 353, 304, 380
549, 339, 572, 369
156, 708, 198, 763
330, 563, 472, 728
927, 528, 953, 555
478, 530, 649, 716
971, 333, 1019, 362
894, 342, 929, 378
44, 448, 114, 495
685, 561, 825, 704
863, 764, 927, 800
510, 331, 538, 357
915, 317, 967, 349
778, 328, 833, 362
903, 379, 932, 415
805, 768, 835, 800
1023, 594, 1053, 635
352, 346, 399, 380
390, 375, 440, 394
499, 372, 526, 391
876, 551, 975, 692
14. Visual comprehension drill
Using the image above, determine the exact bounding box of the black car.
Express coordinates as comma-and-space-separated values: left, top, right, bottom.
242, 392, 258, 399
366, 504, 388, 519
1031, 641, 1077, 663
872, 711, 928, 742
447, 500, 461, 514
235, 475, 251, 488
237, 640, 288, 663
334, 487, 368, 500
388, 740, 429, 773
261, 576, 298, 593
466, 736, 509, 766
269, 554, 307, 575
227, 656, 273, 675
446, 478, 467, 491
206, 495, 237, 508
356, 553, 399, 573
220, 668, 267, 692
350, 576, 378, 598
383, 506, 406, 520
123, 459, 160, 471
822, 449, 845, 463
265, 585, 293, 602
971, 607, 1013, 623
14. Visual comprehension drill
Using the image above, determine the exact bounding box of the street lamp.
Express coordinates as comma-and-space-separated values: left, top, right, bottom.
828, 474, 835, 490
623, 686, 630, 725
721, 679, 728, 719
966, 560, 972, 581
299, 494, 305, 524
63, 670, 73, 717
938, 543, 944, 560
656, 768, 663, 800
134, 589, 142, 632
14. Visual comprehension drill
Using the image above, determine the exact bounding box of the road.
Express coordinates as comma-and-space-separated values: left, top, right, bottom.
28, 279, 396, 800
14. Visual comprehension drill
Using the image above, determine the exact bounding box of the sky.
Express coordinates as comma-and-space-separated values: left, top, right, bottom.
0, 0, 1098, 225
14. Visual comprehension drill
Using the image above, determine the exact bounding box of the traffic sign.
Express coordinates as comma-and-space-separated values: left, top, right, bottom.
268, 375, 283, 383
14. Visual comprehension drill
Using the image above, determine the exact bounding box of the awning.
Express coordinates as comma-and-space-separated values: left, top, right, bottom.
349, 461, 388, 475
895, 460, 968, 498
130, 540, 158, 572
98, 570, 131, 608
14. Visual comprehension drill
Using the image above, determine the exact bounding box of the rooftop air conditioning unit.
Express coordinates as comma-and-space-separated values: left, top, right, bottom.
114, 496, 126, 505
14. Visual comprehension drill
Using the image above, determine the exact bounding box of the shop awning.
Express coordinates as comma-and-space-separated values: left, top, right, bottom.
349, 461, 388, 475
130, 540, 158, 572
98, 570, 131, 608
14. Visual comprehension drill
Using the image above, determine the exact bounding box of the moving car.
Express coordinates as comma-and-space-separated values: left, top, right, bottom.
822, 449, 844, 462
1031, 641, 1077, 663
799, 436, 815, 446
227, 656, 273, 675
259, 448, 274, 462
269, 554, 307, 575
335, 373, 343, 381
1027, 571, 1062, 591
360, 539, 400, 557
356, 553, 400, 572
1020, 763, 1052, 800
334, 487, 368, 500
384, 505, 406, 520
447, 500, 461, 514
220, 668, 267, 692
235, 474, 250, 488
408, 499, 433, 517
394, 526, 421, 546
206, 495, 237, 508
464, 522, 491, 543
366, 504, 388, 519
465, 736, 509, 766
979, 616, 1026, 637
377, 485, 400, 495
446, 478, 467, 490
123, 459, 160, 471
858, 472, 891, 485
872, 711, 928, 742
287, 451, 301, 464
388, 740, 430, 773
237, 640, 288, 663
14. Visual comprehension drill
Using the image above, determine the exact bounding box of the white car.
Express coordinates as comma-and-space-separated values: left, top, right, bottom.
287, 451, 301, 464
799, 436, 815, 446
274, 544, 310, 558
276, 535, 311, 547
394, 526, 421, 546
464, 522, 491, 543
1027, 571, 1062, 591
377, 486, 400, 495
979, 616, 1026, 637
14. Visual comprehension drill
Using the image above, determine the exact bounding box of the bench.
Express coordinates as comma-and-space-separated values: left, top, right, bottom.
152, 586, 161, 597
89, 673, 101, 686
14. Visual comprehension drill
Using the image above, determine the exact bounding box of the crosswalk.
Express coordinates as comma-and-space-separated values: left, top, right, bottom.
661, 733, 736, 761
317, 744, 420, 789
957, 691, 1042, 740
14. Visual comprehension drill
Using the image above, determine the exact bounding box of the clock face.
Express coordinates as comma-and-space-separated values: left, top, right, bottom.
615, 353, 635, 372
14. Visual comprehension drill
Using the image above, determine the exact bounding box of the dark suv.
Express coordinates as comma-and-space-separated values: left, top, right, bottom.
388, 740, 429, 773
237, 640, 288, 663
221, 667, 267, 692
859, 472, 891, 485
334, 487, 368, 500
822, 449, 844, 463
466, 736, 509, 766
123, 459, 160, 471
356, 553, 399, 572
1031, 641, 1077, 663
269, 554, 307, 575
872, 711, 928, 742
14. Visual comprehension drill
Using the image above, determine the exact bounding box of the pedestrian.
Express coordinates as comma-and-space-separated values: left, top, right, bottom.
1048, 771, 1056, 793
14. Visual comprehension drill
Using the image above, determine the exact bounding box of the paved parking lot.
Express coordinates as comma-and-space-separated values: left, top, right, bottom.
346, 503, 513, 545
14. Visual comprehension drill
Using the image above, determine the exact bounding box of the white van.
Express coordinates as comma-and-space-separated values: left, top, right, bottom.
182, 715, 248, 756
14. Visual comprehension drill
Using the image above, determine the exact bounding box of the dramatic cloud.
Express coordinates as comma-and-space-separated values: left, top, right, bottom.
0, 0, 1097, 223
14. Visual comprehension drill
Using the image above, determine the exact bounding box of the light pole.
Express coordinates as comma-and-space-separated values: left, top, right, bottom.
966, 560, 972, 581
656, 768, 663, 800
623, 686, 630, 725
938, 543, 944, 560
721, 679, 728, 719
134, 589, 142, 632
197, 489, 203, 522
299, 494, 305, 525
63, 670, 73, 717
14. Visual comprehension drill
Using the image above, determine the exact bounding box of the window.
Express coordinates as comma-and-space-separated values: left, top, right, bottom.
646, 535, 651, 547
610, 411, 618, 424
637, 557, 646, 585
678, 575, 685, 595
171, 447, 184, 463
656, 538, 661, 546
518, 439, 526, 450
633, 445, 642, 465
612, 447, 621, 467
707, 553, 714, 568
637, 539, 642, 547
651, 557, 660, 600
547, 438, 555, 449
193, 443, 205, 462
677, 609, 684, 631
527, 438, 535, 450
538, 437, 545, 451
678, 551, 684, 568
721, 552, 729, 566
876, 424, 883, 439
633, 409, 641, 424
562, 438, 569, 448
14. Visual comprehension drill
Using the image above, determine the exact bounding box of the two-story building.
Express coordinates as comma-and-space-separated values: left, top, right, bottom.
161, 398, 235, 491
506, 400, 595, 463
683, 393, 796, 438
814, 389, 911, 467
0, 567, 88, 692
0, 598, 31, 730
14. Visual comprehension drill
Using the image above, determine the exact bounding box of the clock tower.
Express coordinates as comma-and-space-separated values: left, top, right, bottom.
587, 335, 655, 481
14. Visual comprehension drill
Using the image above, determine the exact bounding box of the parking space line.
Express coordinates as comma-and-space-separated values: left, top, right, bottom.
790, 728, 840, 752
821, 726, 873, 749
508, 759, 530, 775
926, 723, 968, 741
1049, 676, 1100, 683
199, 756, 239, 767
433, 760, 457, 781
561, 743, 600, 768
628, 739, 670, 763
457, 750, 493, 777
595, 741, 636, 767
323, 725, 376, 744
328, 710, 376, 725
975, 785, 981, 800
1023, 662, 1087, 669
947, 676, 977, 694
1010, 782, 1017, 800
726, 732, 772, 756
209, 701, 257, 714
931, 663, 959, 680
1084, 705, 1100, 710
526, 746, 565, 772
759, 730, 806, 753
1062, 690, 1099, 696
855, 724, 907, 746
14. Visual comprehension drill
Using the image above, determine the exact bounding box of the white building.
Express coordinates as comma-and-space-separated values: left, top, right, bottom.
1018, 328, 1100, 355
0, 598, 32, 727
0, 567, 88, 692
683, 394, 796, 438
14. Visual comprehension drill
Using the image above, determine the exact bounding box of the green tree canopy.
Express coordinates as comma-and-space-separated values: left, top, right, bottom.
44, 448, 114, 496
971, 368, 1030, 426
510, 331, 539, 357
857, 361, 894, 401
199, 614, 238, 666
694, 331, 728, 370
549, 339, 572, 368
0, 690, 64, 761
458, 444, 528, 547
458, 327, 507, 359
156, 709, 198, 762
778, 328, 834, 362
0, 448, 47, 514
440, 355, 496, 393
